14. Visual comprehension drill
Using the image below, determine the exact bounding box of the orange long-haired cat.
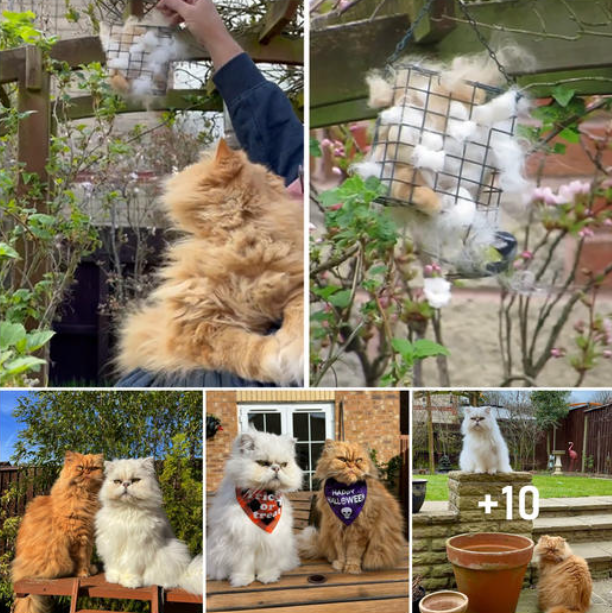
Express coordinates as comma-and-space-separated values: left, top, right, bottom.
298, 440, 406, 573
535, 535, 593, 613
117, 139, 304, 384
12, 452, 104, 613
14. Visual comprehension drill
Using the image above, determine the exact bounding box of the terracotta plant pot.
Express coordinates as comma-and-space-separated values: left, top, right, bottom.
419, 590, 468, 613
412, 479, 428, 513
446, 532, 534, 613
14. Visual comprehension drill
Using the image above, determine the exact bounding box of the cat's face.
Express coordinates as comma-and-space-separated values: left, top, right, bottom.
225, 429, 303, 493
315, 440, 374, 486
100, 457, 163, 507
62, 451, 104, 492
163, 139, 286, 237
462, 406, 495, 433
535, 535, 569, 563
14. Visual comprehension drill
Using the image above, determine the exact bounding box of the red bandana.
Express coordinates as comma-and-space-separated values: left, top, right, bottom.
235, 488, 283, 533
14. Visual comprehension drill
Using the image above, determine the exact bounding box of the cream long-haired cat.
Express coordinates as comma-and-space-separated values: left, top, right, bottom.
117, 139, 304, 384
298, 440, 406, 574
459, 406, 512, 474
207, 430, 303, 587
95, 457, 202, 594
535, 535, 593, 613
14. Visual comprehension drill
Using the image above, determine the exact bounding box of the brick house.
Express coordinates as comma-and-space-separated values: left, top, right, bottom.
206, 390, 409, 493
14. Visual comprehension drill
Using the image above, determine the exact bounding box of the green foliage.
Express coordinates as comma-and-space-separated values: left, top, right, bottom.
311, 168, 448, 386
159, 434, 203, 556
0, 322, 55, 386
532, 391, 571, 431
11, 391, 203, 464
0, 10, 56, 49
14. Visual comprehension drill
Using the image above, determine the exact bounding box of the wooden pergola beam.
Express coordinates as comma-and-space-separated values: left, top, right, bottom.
259, 0, 300, 44
310, 0, 612, 127
0, 31, 303, 85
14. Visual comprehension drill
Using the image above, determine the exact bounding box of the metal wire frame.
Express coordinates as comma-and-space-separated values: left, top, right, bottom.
372, 63, 517, 228
101, 22, 174, 95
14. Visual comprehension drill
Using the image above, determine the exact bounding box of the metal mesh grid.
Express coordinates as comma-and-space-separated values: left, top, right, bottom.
371, 63, 518, 227
102, 22, 174, 95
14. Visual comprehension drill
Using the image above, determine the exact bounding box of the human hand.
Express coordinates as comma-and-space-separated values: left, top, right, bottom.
156, 0, 243, 69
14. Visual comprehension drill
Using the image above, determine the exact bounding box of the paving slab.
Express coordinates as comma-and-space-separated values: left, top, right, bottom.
516, 579, 612, 612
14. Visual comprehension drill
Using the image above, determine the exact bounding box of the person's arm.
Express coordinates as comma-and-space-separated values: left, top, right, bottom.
156, 0, 302, 183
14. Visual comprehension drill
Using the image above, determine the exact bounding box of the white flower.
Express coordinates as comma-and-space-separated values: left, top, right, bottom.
423, 277, 452, 309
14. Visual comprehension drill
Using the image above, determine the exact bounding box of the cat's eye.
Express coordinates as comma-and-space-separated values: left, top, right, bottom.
77, 466, 84, 470
339, 457, 348, 463
132, 478, 141, 483
257, 460, 271, 467
356, 458, 363, 463
280, 462, 287, 468
113, 480, 121, 485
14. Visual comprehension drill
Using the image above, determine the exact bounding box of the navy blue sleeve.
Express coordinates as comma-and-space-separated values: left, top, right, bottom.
213, 52, 303, 185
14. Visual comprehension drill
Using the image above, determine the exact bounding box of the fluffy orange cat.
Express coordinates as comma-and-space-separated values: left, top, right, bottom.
117, 139, 304, 384
12, 451, 104, 613
535, 535, 593, 613
298, 440, 406, 574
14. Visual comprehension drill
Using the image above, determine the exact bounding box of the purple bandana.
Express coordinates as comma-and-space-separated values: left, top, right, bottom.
324, 478, 367, 526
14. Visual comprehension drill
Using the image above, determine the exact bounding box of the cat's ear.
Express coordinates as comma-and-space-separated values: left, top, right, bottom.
104, 460, 114, 473
463, 407, 472, 416
323, 439, 335, 450
237, 432, 256, 453
142, 456, 156, 472
64, 450, 77, 463
483, 406, 492, 415
215, 138, 234, 162
283, 435, 298, 447
213, 138, 244, 178
93, 453, 104, 465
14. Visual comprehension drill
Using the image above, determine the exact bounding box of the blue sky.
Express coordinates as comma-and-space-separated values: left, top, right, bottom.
0, 391, 35, 462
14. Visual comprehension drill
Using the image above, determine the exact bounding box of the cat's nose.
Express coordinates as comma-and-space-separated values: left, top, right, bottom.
271, 465, 280, 473
122, 481, 131, 488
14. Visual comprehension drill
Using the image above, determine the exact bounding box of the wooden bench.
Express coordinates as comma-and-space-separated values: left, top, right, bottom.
13, 574, 203, 613
207, 553, 410, 613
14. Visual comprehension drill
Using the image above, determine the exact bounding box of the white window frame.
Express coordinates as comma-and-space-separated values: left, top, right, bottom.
238, 403, 335, 490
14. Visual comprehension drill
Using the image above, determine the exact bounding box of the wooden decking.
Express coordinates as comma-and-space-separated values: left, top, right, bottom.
13, 573, 202, 613
206, 554, 409, 613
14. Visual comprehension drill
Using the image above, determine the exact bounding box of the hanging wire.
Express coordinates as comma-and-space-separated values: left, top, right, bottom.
386, 0, 436, 65
456, 0, 515, 85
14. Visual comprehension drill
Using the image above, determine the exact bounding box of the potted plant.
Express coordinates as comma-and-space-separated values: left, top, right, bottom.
412, 575, 425, 613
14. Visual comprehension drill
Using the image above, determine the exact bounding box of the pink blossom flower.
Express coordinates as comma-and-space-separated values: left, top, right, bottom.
532, 186, 563, 206
331, 166, 342, 176
329, 203, 343, 210
521, 250, 533, 260
557, 180, 591, 203
333, 147, 345, 157
578, 227, 594, 239
339, 0, 351, 9
550, 347, 565, 358
423, 264, 434, 276
309, 222, 317, 232
603, 349, 612, 359
321, 138, 332, 148
513, 259, 523, 269
574, 320, 585, 334
604, 218, 612, 227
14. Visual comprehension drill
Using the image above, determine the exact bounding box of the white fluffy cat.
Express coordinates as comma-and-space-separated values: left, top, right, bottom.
459, 406, 512, 474
95, 457, 202, 594
207, 429, 303, 587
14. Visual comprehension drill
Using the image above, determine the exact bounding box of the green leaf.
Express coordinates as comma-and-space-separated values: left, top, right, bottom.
559, 127, 580, 144
552, 85, 576, 108
310, 137, 322, 158
392, 338, 415, 364
0, 242, 20, 259
552, 142, 567, 155
26, 329, 55, 352
328, 289, 352, 309
312, 285, 340, 300
1, 356, 44, 376
412, 339, 450, 360
0, 322, 26, 350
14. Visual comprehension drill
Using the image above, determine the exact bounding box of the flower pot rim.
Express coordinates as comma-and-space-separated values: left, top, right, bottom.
420, 590, 468, 613
446, 532, 534, 558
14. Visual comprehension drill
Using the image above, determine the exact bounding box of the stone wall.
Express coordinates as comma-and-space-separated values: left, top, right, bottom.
413, 471, 534, 590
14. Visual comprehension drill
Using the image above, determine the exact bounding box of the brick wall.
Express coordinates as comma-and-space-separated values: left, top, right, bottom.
205, 391, 402, 492
205, 391, 238, 492
335, 391, 401, 465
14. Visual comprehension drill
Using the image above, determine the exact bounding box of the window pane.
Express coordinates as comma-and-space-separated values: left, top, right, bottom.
295, 443, 309, 471
310, 413, 326, 441
248, 413, 264, 431
266, 413, 282, 435
293, 413, 309, 441
303, 472, 312, 491
311, 443, 324, 470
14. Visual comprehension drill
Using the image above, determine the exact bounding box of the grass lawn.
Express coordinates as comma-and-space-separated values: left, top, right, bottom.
417, 473, 612, 501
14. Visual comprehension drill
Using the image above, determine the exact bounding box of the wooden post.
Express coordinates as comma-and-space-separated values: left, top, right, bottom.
15, 46, 51, 383
426, 391, 435, 474
581, 413, 589, 473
